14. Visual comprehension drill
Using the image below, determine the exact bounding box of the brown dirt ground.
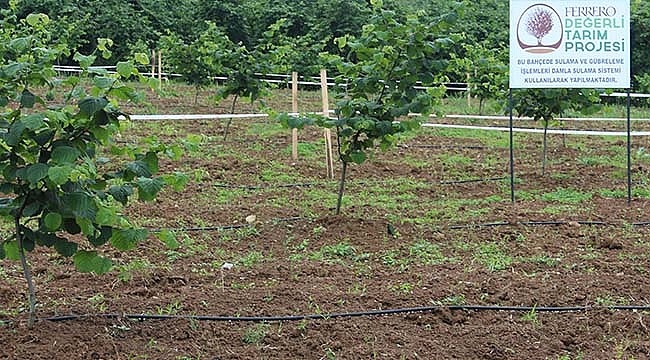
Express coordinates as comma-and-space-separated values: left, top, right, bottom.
2, 90, 650, 359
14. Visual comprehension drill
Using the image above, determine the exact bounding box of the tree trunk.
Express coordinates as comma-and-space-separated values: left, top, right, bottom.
223, 94, 239, 141
335, 160, 348, 215
16, 215, 36, 328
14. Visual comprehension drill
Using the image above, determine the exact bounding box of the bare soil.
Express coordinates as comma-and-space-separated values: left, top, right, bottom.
2, 91, 650, 359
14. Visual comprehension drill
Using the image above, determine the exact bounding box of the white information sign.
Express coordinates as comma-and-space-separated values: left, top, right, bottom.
509, 0, 630, 88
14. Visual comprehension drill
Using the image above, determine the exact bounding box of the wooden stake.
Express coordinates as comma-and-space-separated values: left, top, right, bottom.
157, 50, 162, 83
466, 72, 471, 108
151, 49, 155, 78
321, 69, 334, 179
291, 71, 299, 161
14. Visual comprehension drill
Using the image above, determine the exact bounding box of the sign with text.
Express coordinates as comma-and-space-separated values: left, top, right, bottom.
509, 0, 630, 88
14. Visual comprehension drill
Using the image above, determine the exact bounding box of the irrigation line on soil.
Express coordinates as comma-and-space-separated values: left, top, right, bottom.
398, 144, 490, 150
147, 217, 309, 233
148, 217, 650, 234
212, 176, 507, 190
38, 305, 650, 324
439, 177, 507, 185
214, 182, 317, 190
448, 220, 617, 229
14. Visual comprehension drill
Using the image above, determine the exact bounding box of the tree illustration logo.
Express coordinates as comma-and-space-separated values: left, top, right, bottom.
516, 3, 563, 53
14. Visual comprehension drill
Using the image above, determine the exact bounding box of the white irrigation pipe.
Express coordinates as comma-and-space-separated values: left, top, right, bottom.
124, 112, 650, 136
441, 114, 650, 122
606, 92, 650, 98
422, 123, 650, 136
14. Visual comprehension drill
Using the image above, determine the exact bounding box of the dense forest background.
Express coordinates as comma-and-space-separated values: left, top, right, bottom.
2, 0, 650, 86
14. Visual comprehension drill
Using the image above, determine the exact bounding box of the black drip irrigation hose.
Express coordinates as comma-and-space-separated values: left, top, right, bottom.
146, 218, 650, 234
440, 177, 507, 185
399, 144, 490, 150
148, 217, 310, 233
214, 182, 318, 190
449, 220, 612, 230
37, 304, 650, 324
521, 220, 608, 226
214, 180, 433, 191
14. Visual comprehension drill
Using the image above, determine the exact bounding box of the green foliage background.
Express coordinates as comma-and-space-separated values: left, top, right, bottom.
2, 0, 647, 82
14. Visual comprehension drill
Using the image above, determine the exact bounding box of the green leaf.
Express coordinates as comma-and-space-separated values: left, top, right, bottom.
20, 231, 35, 250
53, 239, 78, 257
76, 217, 96, 236
25, 13, 49, 27
89, 226, 112, 247
22, 114, 45, 130
125, 161, 153, 178
141, 152, 159, 173
48, 165, 73, 185
63, 218, 81, 234
20, 90, 36, 108
6, 119, 26, 146
22, 200, 42, 217
3, 62, 26, 78
36, 232, 57, 247
3, 241, 20, 261
17, 163, 49, 185
116, 61, 136, 78
136, 177, 165, 201
162, 172, 189, 192
8, 38, 29, 53
110, 228, 148, 251
73, 251, 112, 274
95, 207, 116, 226
51, 146, 81, 164
33, 129, 54, 146
134, 52, 149, 65
73, 52, 96, 69
156, 230, 179, 250
61, 192, 97, 219
108, 185, 133, 205
93, 77, 115, 91
78, 97, 108, 116
349, 151, 367, 164
44, 212, 62, 231
93, 109, 110, 126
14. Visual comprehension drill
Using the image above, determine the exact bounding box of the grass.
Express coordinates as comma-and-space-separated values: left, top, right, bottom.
310, 242, 356, 263
540, 188, 593, 204
408, 240, 448, 265
239, 251, 265, 267
242, 323, 271, 344
473, 243, 513, 272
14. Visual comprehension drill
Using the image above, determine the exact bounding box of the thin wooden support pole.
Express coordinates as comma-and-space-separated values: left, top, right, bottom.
321, 69, 334, 179
157, 50, 162, 83
151, 49, 155, 78
292, 71, 299, 161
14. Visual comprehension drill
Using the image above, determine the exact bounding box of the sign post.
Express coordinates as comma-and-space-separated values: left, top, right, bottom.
509, 0, 631, 201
